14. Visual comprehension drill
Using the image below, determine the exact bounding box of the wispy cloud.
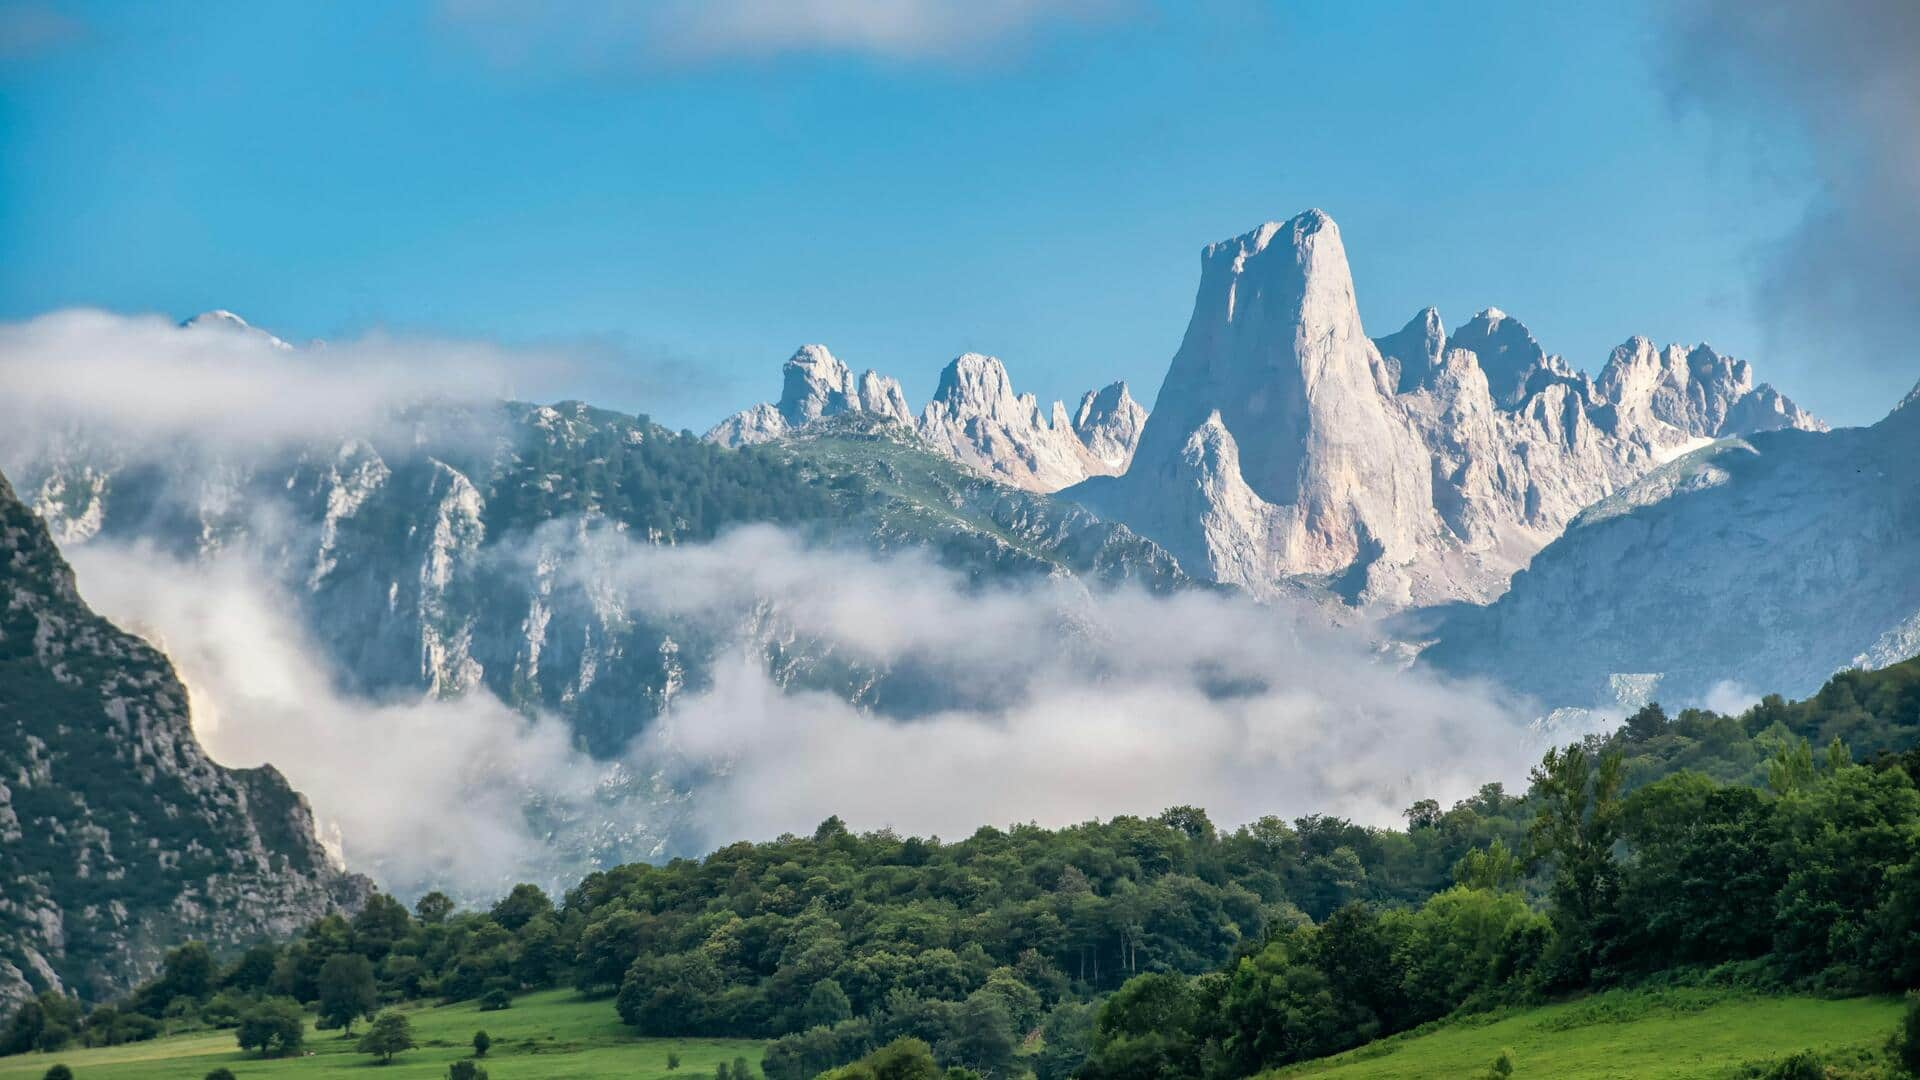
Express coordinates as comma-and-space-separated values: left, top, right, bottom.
438, 0, 1132, 69
1659, 0, 1920, 416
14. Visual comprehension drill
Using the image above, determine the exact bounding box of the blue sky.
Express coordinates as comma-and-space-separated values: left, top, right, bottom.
5, 0, 1891, 429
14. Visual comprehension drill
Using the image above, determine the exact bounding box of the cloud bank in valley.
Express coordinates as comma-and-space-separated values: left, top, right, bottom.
72, 517, 1539, 900
8, 307, 1539, 901
1660, 0, 1920, 417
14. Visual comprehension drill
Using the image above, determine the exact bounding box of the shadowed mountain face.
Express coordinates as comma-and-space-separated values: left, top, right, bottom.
0, 467, 368, 1011
1417, 400, 1920, 707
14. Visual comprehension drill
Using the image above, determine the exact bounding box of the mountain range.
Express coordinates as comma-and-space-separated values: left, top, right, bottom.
3, 208, 1915, 1009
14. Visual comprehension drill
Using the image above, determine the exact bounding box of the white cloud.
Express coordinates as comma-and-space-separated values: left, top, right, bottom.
67, 541, 647, 902
66, 520, 1538, 897
0, 309, 540, 450
439, 0, 1131, 67
589, 525, 1538, 846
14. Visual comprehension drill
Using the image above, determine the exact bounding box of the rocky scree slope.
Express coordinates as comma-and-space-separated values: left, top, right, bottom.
0, 467, 367, 1012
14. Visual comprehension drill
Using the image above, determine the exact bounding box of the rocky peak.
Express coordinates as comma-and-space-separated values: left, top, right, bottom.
928, 353, 1023, 422
778, 344, 858, 425
180, 309, 293, 350
707, 344, 913, 446
1073, 381, 1147, 471
1376, 307, 1447, 394
1072, 207, 1825, 609
1597, 337, 1821, 438
1445, 308, 1563, 407
918, 353, 1120, 491
1086, 208, 1436, 592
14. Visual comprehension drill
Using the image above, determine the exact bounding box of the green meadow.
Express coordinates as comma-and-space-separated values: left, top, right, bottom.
0, 990, 759, 1080
1273, 989, 1905, 1079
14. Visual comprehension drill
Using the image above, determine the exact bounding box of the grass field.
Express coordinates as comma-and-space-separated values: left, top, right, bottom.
1272, 988, 1905, 1079
0, 989, 761, 1080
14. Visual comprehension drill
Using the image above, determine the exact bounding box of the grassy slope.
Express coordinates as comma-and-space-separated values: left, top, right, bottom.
1272, 990, 1903, 1080
0, 990, 759, 1080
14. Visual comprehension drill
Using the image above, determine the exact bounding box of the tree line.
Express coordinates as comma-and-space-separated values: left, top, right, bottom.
4, 657, 1917, 1077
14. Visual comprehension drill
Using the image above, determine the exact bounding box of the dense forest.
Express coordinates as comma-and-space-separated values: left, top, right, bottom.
5, 657, 1919, 1077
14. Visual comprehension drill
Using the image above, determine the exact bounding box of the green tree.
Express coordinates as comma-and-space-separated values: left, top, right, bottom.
1031, 1001, 1096, 1080
733, 1055, 753, 1079
1481, 1047, 1515, 1078
42, 1067, 72, 1080
473, 1029, 491, 1057
352, 893, 413, 961
1453, 839, 1522, 891
803, 979, 854, 1030
414, 891, 455, 925
938, 992, 1016, 1077
667, 1051, 682, 1069
1, 992, 83, 1055
205, 1069, 237, 1080
1529, 744, 1625, 984
357, 1011, 416, 1064
490, 884, 554, 932
236, 997, 305, 1058
820, 1037, 942, 1080
449, 1062, 489, 1080
316, 952, 378, 1034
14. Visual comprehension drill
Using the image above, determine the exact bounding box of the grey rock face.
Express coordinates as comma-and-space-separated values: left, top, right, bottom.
706, 345, 911, 446
1418, 400, 1920, 705
1070, 209, 1821, 610
1073, 382, 1148, 473
915, 353, 1127, 491
0, 467, 367, 1011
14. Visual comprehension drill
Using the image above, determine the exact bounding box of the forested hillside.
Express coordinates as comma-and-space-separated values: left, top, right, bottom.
5, 657, 1918, 1076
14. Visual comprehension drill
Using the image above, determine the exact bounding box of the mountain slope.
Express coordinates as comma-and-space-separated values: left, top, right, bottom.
1416, 399, 1920, 706
0, 467, 367, 1011
12, 397, 1185, 761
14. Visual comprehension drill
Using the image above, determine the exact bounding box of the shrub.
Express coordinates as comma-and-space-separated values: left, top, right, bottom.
449, 1061, 489, 1080
1759, 1051, 1825, 1080
1892, 992, 1920, 1075
357, 1011, 416, 1064
668, 1051, 682, 1069
43, 1067, 73, 1080
206, 1070, 237, 1080
1482, 1048, 1515, 1078
473, 1029, 491, 1057
477, 989, 511, 1012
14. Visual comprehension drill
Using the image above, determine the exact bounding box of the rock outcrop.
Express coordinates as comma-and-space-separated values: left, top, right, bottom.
1070, 209, 1821, 608
0, 467, 367, 1010
706, 345, 911, 446
710, 348, 1146, 493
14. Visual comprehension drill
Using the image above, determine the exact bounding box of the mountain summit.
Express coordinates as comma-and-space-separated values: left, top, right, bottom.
1070, 209, 1821, 608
